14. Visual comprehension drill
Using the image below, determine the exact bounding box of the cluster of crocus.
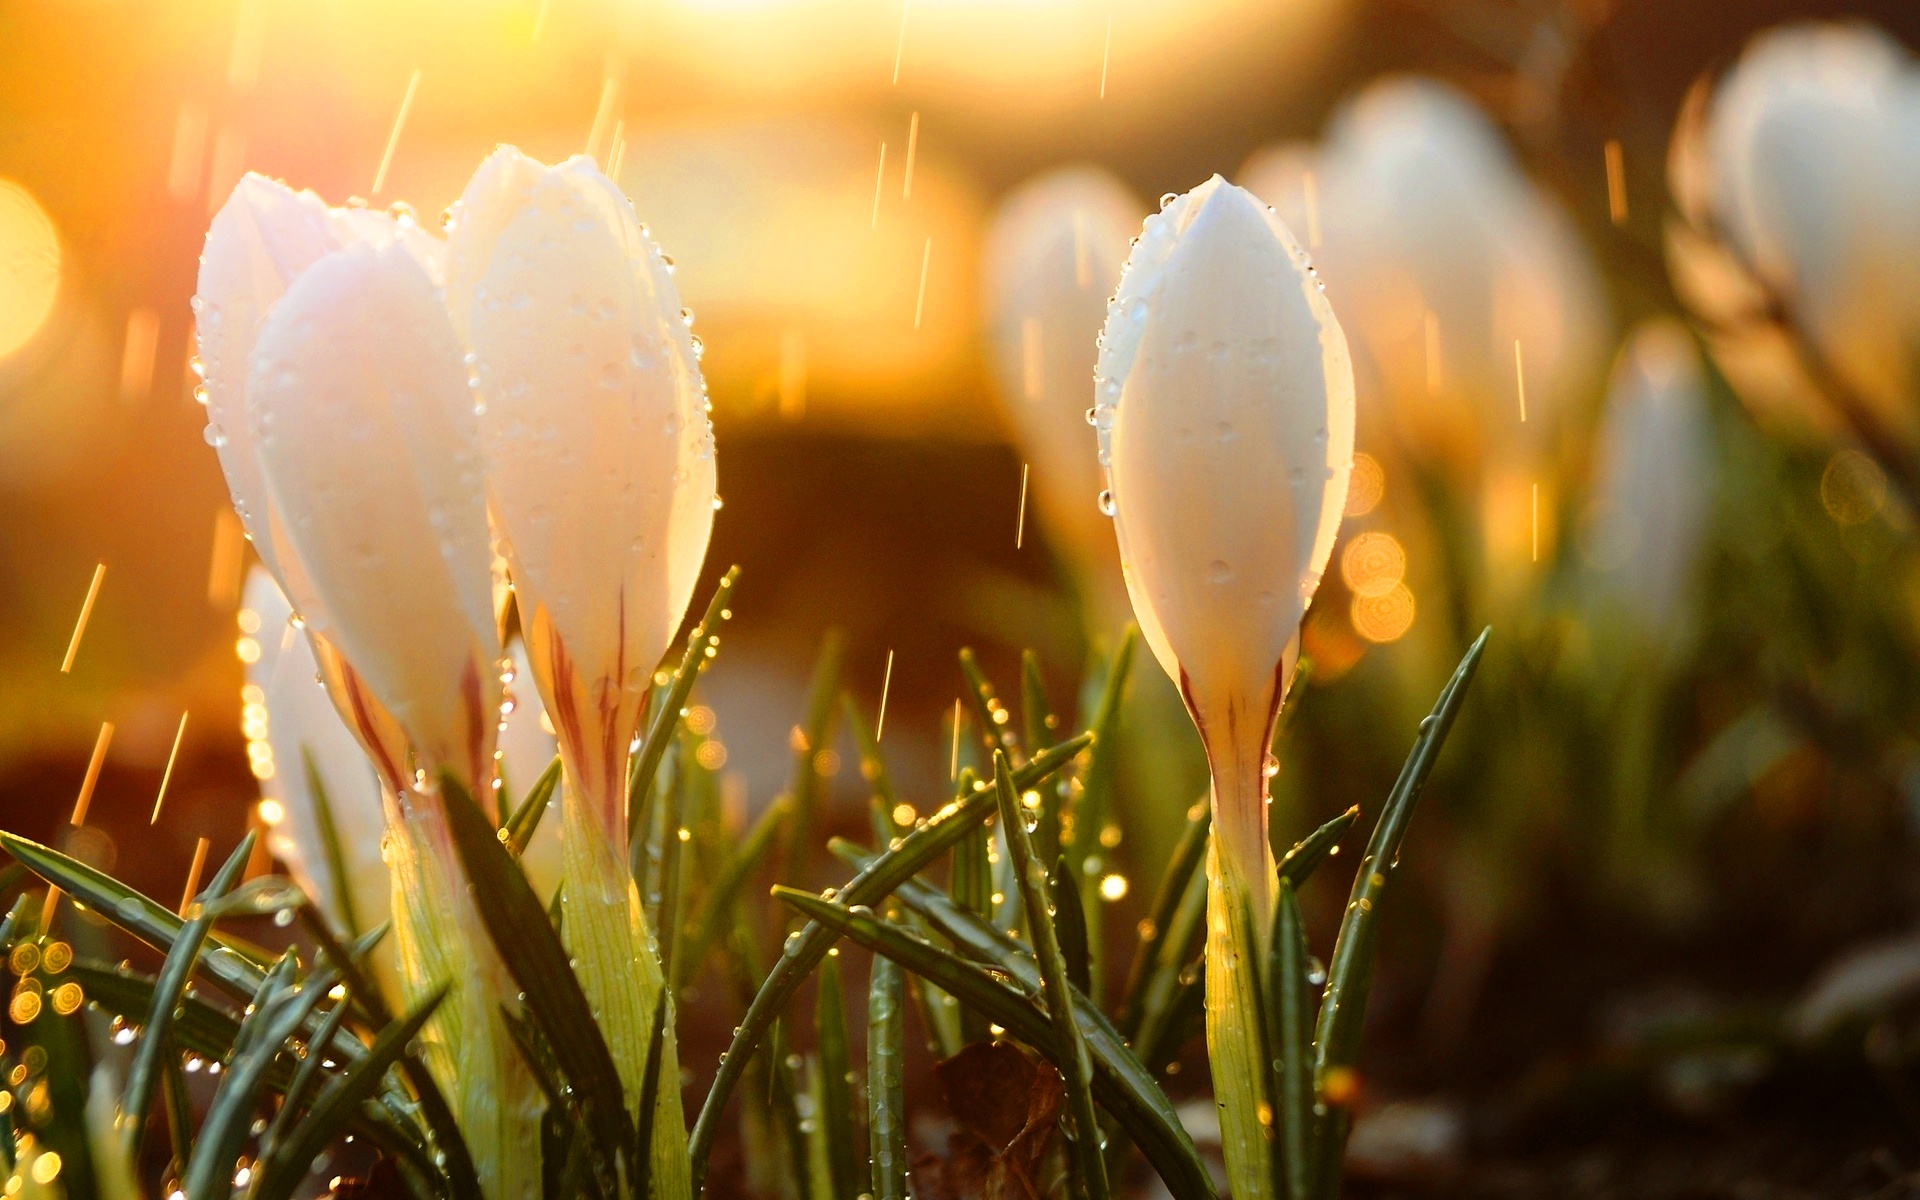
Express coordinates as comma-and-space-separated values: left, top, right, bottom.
1096, 176, 1356, 1196
197, 148, 714, 1198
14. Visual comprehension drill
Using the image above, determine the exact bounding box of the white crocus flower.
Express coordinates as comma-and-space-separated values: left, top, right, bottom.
447, 147, 712, 1196
200, 179, 537, 1200
1587, 320, 1716, 645
981, 166, 1142, 627
243, 567, 563, 1003
1096, 175, 1354, 1198
1243, 78, 1608, 475
1673, 22, 1920, 447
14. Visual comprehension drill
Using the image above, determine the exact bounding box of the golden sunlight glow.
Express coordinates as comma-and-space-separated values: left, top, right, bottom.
1351, 583, 1416, 644
1344, 452, 1384, 516
0, 179, 59, 361
1339, 531, 1406, 598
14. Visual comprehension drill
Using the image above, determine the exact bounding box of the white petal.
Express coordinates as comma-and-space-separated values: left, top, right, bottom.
247, 241, 501, 787
196, 175, 345, 596
1100, 177, 1354, 723
242, 567, 391, 951
450, 149, 714, 819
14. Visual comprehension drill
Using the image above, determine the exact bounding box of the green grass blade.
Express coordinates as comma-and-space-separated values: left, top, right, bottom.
438, 771, 635, 1173
1119, 801, 1209, 1038
1310, 628, 1489, 1191
161, 1049, 194, 1177
814, 953, 859, 1199
251, 985, 448, 1200
866, 949, 907, 1200
1, 832, 275, 1003
302, 747, 362, 940
299, 908, 480, 1200
628, 566, 741, 842
121, 831, 255, 1156
1020, 651, 1064, 866
257, 985, 354, 1159
652, 731, 692, 984
674, 795, 791, 992
632, 991, 668, 1200
1051, 855, 1091, 996
185, 954, 326, 1200
507, 755, 564, 854
1277, 807, 1360, 892
773, 888, 1216, 1200
1268, 881, 1315, 1200
994, 750, 1108, 1199
688, 733, 1092, 1189
778, 630, 846, 883
958, 648, 1020, 763
1069, 630, 1135, 1001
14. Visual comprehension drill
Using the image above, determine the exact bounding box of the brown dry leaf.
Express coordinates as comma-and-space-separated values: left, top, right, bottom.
911, 1041, 1065, 1200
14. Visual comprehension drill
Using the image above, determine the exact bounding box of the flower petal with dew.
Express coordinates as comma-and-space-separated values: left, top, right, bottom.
1096, 174, 1354, 1199
247, 239, 501, 795
448, 147, 715, 836
981, 165, 1142, 625
447, 147, 709, 1199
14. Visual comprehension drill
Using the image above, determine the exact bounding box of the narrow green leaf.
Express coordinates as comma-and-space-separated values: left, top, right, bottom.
251, 985, 448, 1200
1310, 628, 1489, 1190
161, 1050, 194, 1178
257, 986, 354, 1159
1051, 856, 1091, 997
1, 833, 276, 1004
1268, 882, 1314, 1200
628, 565, 741, 841
958, 648, 1019, 763
688, 734, 1093, 1188
185, 954, 326, 1200
778, 630, 846, 883
1020, 650, 1056, 756
1277, 806, 1360, 893
299, 905, 481, 1200
121, 832, 256, 1157
507, 755, 564, 855
773, 889, 1216, 1200
1119, 800, 1210, 1039
303, 747, 363, 940
995, 750, 1108, 1199
814, 953, 859, 1199
674, 795, 791, 992
1068, 630, 1136, 1001
632, 990, 669, 1200
1020, 651, 1063, 864
651, 731, 692, 984
438, 771, 635, 1172
866, 950, 907, 1200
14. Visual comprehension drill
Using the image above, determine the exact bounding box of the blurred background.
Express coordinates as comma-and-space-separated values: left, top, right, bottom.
9, 0, 1920, 1192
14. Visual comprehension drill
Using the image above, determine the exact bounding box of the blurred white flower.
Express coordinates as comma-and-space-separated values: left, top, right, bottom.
242, 237, 502, 795
1586, 320, 1716, 642
448, 147, 716, 837
1096, 174, 1353, 1196
1669, 23, 1920, 446
980, 166, 1142, 625
1243, 78, 1608, 473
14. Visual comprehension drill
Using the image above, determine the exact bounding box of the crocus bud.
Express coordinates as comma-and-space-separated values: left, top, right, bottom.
1673, 23, 1920, 446
447, 147, 715, 836
1243, 79, 1607, 474
1096, 175, 1353, 1197
246, 239, 502, 793
1586, 320, 1715, 643
981, 166, 1142, 627
447, 147, 706, 1196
